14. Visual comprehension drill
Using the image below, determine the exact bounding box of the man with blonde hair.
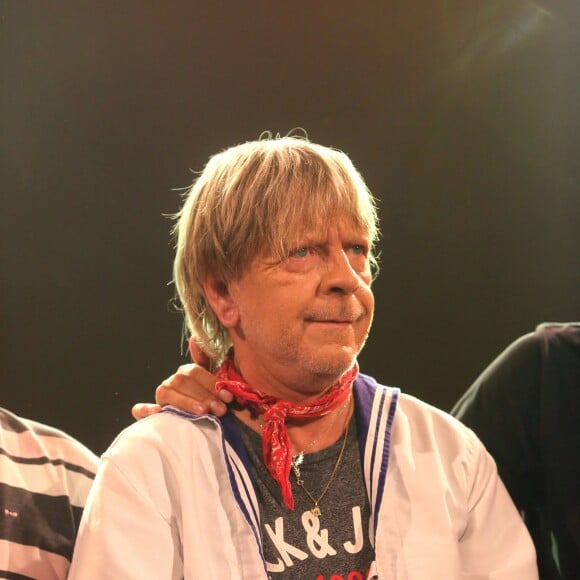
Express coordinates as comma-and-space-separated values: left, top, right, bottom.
71, 136, 537, 579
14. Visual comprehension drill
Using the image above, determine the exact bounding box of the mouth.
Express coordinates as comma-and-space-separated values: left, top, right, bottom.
304, 300, 367, 325
309, 318, 353, 324
304, 311, 364, 325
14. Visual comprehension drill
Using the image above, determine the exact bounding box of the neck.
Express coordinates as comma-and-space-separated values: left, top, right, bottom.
231, 356, 349, 404
234, 392, 354, 454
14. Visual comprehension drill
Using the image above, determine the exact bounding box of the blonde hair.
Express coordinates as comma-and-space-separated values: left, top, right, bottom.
172, 135, 379, 365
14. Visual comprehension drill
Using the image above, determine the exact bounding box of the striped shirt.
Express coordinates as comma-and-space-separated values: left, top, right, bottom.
0, 407, 98, 580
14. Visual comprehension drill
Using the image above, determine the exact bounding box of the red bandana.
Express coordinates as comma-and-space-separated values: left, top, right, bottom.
215, 359, 358, 510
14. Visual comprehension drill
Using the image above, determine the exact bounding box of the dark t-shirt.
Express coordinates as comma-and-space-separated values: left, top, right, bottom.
451, 323, 580, 580
236, 415, 375, 579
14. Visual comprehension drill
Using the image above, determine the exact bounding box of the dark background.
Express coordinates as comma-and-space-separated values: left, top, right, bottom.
1, 2, 578, 454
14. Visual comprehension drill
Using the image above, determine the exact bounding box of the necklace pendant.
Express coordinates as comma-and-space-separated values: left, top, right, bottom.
291, 451, 304, 479
311, 504, 321, 517
292, 451, 304, 468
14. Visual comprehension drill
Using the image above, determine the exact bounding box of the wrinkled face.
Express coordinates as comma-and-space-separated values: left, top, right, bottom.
206, 221, 374, 400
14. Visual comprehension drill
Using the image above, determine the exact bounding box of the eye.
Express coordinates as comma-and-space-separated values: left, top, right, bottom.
350, 244, 367, 256
290, 247, 311, 259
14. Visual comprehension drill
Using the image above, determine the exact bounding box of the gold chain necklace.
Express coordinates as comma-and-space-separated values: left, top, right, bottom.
290, 406, 351, 517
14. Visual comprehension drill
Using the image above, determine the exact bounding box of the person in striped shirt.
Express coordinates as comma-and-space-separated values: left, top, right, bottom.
0, 407, 97, 580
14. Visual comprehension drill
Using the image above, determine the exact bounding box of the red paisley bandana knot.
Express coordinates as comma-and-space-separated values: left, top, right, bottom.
215, 359, 358, 510
263, 403, 291, 423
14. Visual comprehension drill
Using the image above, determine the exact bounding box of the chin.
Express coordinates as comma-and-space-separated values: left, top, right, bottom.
302, 347, 357, 378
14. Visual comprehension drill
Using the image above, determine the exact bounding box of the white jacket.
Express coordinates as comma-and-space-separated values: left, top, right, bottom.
69, 375, 538, 579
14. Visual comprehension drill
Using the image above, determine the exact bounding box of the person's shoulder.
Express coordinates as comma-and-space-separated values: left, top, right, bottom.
402, 395, 497, 486
535, 321, 580, 345
0, 406, 98, 473
97, 409, 226, 490
397, 391, 472, 433
530, 322, 580, 382
504, 322, 580, 361
392, 390, 485, 463
102, 407, 220, 460
355, 375, 476, 446
536, 321, 580, 334
357, 374, 464, 422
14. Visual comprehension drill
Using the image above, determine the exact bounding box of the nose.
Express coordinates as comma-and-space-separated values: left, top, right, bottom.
321, 249, 362, 295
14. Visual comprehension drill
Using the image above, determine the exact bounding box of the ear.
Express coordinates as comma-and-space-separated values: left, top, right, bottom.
203, 274, 240, 328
